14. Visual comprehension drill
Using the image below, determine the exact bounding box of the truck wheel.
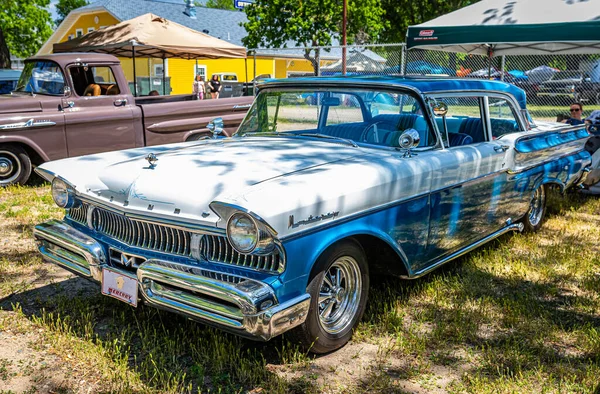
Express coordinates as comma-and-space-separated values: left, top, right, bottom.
0, 145, 32, 187
289, 240, 369, 354
521, 184, 547, 233
186, 133, 211, 141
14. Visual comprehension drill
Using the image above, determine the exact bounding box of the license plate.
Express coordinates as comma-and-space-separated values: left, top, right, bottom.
101, 268, 138, 307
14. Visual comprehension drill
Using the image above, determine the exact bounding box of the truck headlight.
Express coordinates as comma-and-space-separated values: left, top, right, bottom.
226, 212, 275, 255
51, 178, 75, 208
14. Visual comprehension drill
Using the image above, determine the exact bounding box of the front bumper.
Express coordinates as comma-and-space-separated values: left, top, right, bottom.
33, 220, 310, 341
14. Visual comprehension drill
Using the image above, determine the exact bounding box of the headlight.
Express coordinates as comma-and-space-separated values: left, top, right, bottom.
51, 178, 75, 208
226, 212, 275, 255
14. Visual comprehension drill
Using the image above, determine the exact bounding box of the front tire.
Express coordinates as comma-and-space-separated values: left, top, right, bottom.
0, 145, 32, 187
289, 240, 369, 354
521, 184, 547, 232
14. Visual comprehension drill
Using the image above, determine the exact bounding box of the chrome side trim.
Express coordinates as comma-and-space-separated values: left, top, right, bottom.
0, 119, 57, 131
402, 221, 524, 279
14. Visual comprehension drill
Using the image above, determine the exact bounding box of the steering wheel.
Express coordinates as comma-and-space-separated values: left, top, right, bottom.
360, 121, 398, 144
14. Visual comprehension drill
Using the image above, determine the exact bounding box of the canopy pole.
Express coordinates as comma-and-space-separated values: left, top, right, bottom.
244, 56, 248, 96
132, 45, 137, 97
163, 57, 167, 95
253, 51, 257, 95
500, 55, 506, 82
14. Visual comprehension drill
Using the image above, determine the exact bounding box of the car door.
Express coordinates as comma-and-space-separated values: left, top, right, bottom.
62, 64, 137, 157
420, 95, 512, 269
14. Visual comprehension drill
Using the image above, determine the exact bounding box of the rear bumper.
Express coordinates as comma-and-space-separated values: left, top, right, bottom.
33, 220, 310, 341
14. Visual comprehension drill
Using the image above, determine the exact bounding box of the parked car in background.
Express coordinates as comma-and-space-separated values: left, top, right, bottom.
0, 69, 21, 94
0, 53, 252, 186
536, 70, 590, 102
33, 77, 593, 354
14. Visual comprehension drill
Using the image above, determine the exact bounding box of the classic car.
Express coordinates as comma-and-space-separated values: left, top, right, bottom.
0, 53, 251, 187
33, 77, 594, 353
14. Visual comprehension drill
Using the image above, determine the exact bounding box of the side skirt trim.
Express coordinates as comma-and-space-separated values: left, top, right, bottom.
402, 221, 524, 279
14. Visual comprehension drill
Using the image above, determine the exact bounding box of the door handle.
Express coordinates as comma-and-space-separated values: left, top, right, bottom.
494, 145, 510, 152
114, 98, 128, 107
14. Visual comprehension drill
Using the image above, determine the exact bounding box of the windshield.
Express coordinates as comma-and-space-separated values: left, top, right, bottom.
551, 71, 583, 81
14, 61, 65, 95
236, 87, 437, 148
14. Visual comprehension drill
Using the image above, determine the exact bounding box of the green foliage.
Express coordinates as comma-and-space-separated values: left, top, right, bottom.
0, 0, 53, 58
380, 0, 476, 43
203, 0, 235, 10
242, 0, 387, 73
55, 0, 89, 26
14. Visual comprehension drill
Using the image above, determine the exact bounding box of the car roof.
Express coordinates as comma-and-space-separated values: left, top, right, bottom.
259, 76, 528, 109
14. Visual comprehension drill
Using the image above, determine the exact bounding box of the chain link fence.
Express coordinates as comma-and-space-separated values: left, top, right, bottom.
253, 43, 600, 121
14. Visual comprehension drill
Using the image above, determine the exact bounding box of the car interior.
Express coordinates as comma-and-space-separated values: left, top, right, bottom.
69, 66, 121, 96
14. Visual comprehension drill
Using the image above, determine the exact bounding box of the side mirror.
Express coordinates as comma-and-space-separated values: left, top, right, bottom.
207, 117, 224, 138
398, 129, 421, 157
63, 86, 71, 97
432, 101, 448, 117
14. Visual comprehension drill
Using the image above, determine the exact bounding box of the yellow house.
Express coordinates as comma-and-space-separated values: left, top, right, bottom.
38, 0, 332, 95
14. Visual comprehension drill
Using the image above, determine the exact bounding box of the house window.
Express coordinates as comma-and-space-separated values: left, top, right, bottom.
87, 27, 95, 33
194, 65, 207, 79
76, 28, 83, 37
154, 64, 164, 76
68, 34, 74, 40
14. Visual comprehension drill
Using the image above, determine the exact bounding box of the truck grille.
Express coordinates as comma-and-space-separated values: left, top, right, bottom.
67, 203, 284, 273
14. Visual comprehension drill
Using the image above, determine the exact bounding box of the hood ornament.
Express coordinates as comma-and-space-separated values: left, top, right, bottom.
145, 153, 158, 168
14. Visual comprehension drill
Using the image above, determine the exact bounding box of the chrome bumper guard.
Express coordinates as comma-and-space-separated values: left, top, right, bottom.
33, 220, 310, 341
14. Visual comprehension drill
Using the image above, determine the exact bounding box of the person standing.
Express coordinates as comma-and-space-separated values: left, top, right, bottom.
208, 75, 221, 99
192, 74, 205, 100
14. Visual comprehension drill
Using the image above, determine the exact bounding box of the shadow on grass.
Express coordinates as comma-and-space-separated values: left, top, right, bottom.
0, 276, 321, 393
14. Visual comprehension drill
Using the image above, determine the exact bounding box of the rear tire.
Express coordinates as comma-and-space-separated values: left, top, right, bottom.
521, 184, 547, 233
288, 240, 369, 354
0, 144, 32, 187
186, 133, 211, 141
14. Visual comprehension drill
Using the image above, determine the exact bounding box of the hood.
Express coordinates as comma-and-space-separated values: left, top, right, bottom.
0, 95, 43, 114
39, 137, 362, 226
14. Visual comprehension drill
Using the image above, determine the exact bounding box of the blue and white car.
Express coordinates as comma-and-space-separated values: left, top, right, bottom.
33, 77, 594, 353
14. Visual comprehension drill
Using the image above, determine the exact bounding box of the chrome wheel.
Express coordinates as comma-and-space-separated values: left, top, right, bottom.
528, 185, 546, 227
0, 150, 21, 186
318, 256, 362, 335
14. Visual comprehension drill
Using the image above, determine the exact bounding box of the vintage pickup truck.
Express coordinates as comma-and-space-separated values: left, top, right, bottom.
0, 53, 252, 186
34, 77, 595, 353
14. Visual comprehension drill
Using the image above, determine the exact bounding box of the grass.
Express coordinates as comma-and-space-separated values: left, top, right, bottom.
0, 184, 599, 393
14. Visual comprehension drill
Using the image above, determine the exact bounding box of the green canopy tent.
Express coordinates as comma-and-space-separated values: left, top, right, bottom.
406, 0, 600, 56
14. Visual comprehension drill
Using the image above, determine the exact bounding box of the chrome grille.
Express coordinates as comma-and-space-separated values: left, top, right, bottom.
67, 202, 89, 225
90, 208, 191, 256
200, 235, 284, 272
66, 203, 284, 273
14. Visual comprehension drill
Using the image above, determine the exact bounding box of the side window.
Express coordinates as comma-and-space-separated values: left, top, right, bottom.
69, 66, 119, 96
326, 94, 364, 125
434, 96, 485, 147
488, 97, 521, 139
367, 93, 436, 148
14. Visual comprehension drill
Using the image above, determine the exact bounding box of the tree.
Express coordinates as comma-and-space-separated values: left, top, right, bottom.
55, 0, 89, 26
0, 0, 53, 59
202, 0, 235, 10
380, 0, 476, 44
0, 28, 10, 68
242, 0, 387, 75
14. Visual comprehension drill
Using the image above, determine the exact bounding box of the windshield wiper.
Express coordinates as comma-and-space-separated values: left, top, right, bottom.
296, 133, 358, 148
